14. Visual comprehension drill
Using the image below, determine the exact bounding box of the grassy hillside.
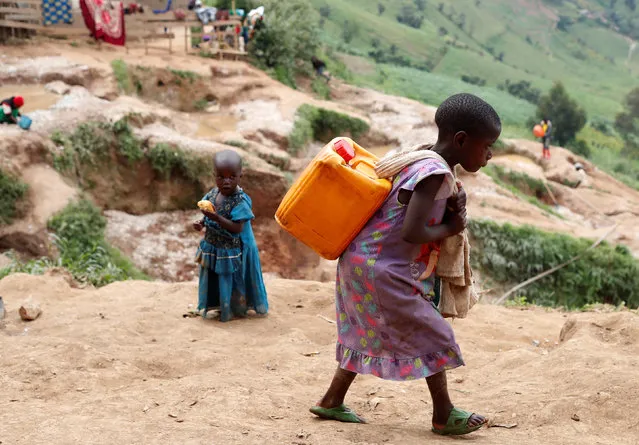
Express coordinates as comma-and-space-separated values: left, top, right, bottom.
311, 0, 639, 123
308, 0, 639, 189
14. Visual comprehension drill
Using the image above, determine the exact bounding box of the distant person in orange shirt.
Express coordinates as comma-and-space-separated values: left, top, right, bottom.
540, 117, 552, 160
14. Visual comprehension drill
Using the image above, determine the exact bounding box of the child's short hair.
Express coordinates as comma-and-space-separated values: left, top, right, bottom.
435, 93, 501, 138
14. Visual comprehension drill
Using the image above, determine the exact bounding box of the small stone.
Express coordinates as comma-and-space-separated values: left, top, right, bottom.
0, 296, 5, 319
571, 414, 580, 422
454, 378, 464, 383
532, 340, 540, 347
19, 300, 42, 321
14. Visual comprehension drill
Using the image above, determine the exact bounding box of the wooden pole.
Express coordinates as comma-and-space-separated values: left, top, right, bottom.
168, 29, 172, 54
184, 24, 187, 53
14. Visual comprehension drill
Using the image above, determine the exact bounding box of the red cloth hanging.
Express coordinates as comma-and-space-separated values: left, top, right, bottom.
80, 0, 126, 46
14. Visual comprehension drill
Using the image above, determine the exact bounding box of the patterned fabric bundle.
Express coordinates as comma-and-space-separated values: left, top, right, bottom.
42, 0, 73, 26
80, 0, 126, 46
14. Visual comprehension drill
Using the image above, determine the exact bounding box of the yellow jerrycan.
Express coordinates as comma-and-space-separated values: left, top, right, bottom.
275, 137, 392, 260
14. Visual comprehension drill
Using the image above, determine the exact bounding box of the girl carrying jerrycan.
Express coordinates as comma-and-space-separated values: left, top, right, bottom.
279, 93, 502, 436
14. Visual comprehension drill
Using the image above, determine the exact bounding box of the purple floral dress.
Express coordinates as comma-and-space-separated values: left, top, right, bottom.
335, 158, 463, 381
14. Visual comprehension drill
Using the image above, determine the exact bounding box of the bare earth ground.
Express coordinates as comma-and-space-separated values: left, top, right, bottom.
0, 274, 637, 445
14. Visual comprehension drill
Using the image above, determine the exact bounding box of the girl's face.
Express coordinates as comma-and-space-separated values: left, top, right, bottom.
215, 165, 241, 196
455, 128, 500, 173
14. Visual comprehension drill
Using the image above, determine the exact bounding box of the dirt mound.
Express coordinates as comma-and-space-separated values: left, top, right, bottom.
0, 274, 637, 444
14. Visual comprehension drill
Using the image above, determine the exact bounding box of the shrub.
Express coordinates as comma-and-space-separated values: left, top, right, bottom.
147, 143, 212, 182
461, 75, 486, 86
469, 219, 639, 309
311, 77, 331, 100
567, 139, 592, 158
483, 164, 560, 217
111, 59, 132, 93
397, 3, 424, 29
168, 68, 200, 83
498, 79, 541, 105
590, 118, 615, 136
51, 118, 212, 184
0, 168, 29, 225
288, 104, 370, 153
0, 200, 148, 286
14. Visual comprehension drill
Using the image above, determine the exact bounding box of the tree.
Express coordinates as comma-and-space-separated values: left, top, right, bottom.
319, 5, 331, 18
626, 0, 636, 11
535, 82, 587, 146
615, 87, 639, 157
397, 3, 424, 29
457, 13, 466, 30
378, 3, 385, 15
249, 0, 320, 84
390, 44, 398, 55
557, 15, 572, 32
414, 0, 426, 11
342, 19, 360, 43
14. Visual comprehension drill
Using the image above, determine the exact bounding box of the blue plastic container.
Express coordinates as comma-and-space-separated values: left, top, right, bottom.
18, 115, 32, 130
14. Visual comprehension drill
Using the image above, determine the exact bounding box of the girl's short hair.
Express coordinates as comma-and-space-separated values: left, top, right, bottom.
435, 93, 501, 137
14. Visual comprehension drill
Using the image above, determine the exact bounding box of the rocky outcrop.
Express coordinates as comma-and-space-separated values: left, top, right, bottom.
104, 211, 320, 281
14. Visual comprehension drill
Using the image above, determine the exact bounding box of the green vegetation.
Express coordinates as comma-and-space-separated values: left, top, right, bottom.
311, 77, 331, 100
193, 98, 209, 111
469, 219, 639, 309
615, 86, 639, 158
483, 164, 560, 217
169, 68, 200, 83
306, 0, 639, 190
288, 104, 370, 153
535, 82, 587, 146
0, 200, 148, 286
224, 140, 249, 149
51, 116, 213, 185
0, 168, 29, 225
111, 59, 132, 94
147, 142, 212, 181
310, 0, 639, 121
249, 0, 320, 88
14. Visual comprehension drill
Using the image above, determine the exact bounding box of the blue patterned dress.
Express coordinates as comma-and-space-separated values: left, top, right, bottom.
196, 187, 268, 322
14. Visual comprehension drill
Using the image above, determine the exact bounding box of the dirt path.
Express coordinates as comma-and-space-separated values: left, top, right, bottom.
0, 274, 637, 445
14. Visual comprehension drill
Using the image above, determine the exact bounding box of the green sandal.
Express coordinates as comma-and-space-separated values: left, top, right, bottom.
309, 404, 366, 424
432, 407, 486, 436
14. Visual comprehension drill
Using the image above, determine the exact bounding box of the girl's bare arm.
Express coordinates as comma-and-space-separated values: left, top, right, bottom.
401, 175, 466, 244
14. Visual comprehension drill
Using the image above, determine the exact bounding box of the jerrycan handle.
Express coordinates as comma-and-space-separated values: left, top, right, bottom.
351, 157, 377, 170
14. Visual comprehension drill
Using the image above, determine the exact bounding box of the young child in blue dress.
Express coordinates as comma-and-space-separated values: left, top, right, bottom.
193, 150, 268, 322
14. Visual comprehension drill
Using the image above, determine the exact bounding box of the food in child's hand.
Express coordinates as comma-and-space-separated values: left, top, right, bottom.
198, 200, 216, 213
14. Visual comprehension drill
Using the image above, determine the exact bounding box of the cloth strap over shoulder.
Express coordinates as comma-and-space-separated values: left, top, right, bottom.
375, 143, 459, 195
